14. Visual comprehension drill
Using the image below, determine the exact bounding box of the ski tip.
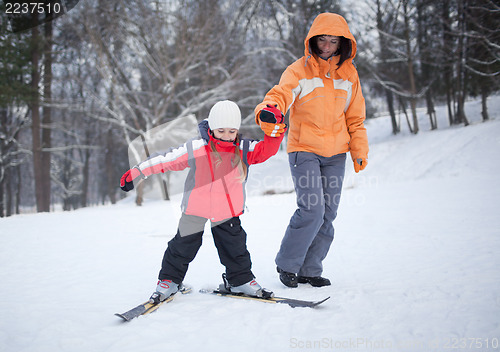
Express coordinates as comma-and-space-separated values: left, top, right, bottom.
319, 296, 330, 303
114, 313, 131, 322
310, 296, 330, 307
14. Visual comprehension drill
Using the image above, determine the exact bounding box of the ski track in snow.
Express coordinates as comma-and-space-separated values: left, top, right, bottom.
1, 97, 500, 352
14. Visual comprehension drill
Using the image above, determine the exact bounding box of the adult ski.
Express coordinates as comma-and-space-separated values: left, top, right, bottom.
115, 285, 192, 322
199, 288, 329, 308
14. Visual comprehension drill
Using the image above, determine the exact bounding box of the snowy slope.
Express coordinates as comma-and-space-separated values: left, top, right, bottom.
1, 97, 499, 352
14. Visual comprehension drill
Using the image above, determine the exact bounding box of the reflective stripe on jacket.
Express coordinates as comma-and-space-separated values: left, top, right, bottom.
136, 124, 284, 222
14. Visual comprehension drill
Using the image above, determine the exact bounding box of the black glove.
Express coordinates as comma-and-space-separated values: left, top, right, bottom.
259, 104, 284, 124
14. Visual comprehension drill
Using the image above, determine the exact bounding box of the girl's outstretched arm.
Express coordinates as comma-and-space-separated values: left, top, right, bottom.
245, 132, 285, 166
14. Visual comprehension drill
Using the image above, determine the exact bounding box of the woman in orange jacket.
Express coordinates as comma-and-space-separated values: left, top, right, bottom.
255, 13, 369, 287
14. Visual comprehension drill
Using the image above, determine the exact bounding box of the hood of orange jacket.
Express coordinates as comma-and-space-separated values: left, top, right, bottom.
304, 13, 357, 81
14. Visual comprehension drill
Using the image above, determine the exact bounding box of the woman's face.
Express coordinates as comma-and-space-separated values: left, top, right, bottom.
315, 35, 340, 60
213, 128, 238, 142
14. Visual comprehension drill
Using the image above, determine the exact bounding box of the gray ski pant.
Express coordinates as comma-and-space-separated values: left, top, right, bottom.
276, 152, 346, 277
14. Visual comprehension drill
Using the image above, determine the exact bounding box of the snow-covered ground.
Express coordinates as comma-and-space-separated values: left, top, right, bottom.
1, 97, 499, 352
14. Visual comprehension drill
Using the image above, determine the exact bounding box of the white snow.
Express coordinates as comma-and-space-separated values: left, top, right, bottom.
1, 96, 500, 352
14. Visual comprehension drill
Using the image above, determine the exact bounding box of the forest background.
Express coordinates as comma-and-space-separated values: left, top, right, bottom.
0, 0, 498, 216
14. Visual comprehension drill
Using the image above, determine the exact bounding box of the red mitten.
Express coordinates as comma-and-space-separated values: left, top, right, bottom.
120, 168, 140, 192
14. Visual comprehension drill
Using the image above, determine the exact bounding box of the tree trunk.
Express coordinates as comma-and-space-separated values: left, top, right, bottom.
446, 89, 454, 126
441, 1, 455, 126
399, 97, 414, 134
31, 14, 45, 212
426, 90, 437, 130
136, 181, 144, 206
16, 164, 21, 215
106, 129, 116, 205
386, 90, 399, 135
160, 177, 170, 201
41, 19, 53, 211
481, 86, 489, 122
403, 0, 419, 134
81, 134, 91, 208
6, 169, 12, 217
0, 108, 5, 217
455, 0, 469, 126
0, 176, 4, 218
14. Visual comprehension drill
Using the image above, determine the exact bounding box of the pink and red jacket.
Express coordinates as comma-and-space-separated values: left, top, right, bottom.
135, 121, 284, 222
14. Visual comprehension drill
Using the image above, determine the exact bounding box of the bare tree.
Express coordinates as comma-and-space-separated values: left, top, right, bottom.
465, 0, 500, 121
375, 0, 400, 134
72, 0, 267, 205
416, 0, 438, 130
29, 13, 50, 212
41, 15, 53, 209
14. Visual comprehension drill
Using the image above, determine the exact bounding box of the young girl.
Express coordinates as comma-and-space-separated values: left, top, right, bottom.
120, 100, 286, 302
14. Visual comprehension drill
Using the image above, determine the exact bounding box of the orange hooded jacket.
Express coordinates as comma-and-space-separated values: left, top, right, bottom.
255, 13, 369, 161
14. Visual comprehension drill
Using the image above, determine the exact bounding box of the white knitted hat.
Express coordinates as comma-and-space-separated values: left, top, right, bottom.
208, 100, 241, 130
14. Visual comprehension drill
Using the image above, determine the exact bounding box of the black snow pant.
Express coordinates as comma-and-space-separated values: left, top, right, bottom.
158, 213, 254, 287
